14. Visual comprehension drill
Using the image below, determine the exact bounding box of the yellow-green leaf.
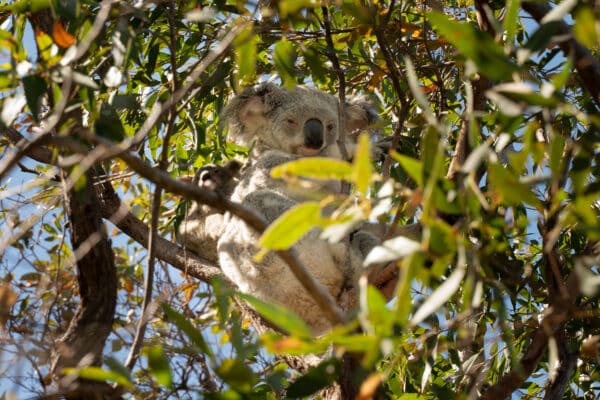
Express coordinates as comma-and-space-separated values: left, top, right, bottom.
64, 366, 132, 388
352, 133, 372, 195
258, 202, 321, 251
271, 157, 352, 181
392, 152, 423, 186
234, 24, 258, 84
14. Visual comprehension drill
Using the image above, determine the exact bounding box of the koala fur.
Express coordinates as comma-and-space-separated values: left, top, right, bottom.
217, 83, 381, 334
177, 160, 241, 263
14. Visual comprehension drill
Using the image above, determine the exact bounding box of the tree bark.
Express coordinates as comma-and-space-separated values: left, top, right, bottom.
50, 168, 118, 399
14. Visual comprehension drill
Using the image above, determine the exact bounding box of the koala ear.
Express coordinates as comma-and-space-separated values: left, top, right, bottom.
224, 160, 242, 177
344, 95, 380, 138
222, 83, 276, 145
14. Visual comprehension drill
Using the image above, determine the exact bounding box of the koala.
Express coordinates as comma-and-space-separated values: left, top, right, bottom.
216, 83, 381, 334
177, 160, 241, 263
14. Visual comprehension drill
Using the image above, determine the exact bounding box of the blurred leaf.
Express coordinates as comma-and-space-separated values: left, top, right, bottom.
162, 303, 212, 356
234, 24, 258, 84
95, 102, 125, 141
279, 0, 318, 17
503, 0, 521, 45
286, 358, 340, 397
573, 7, 598, 49
525, 22, 561, 53
215, 358, 257, 393
364, 236, 422, 266
22, 74, 46, 122
352, 133, 373, 195
146, 344, 172, 388
429, 12, 518, 80
237, 293, 312, 338
273, 39, 297, 89
392, 152, 423, 186
258, 202, 321, 252
487, 163, 541, 208
271, 157, 352, 181
64, 366, 132, 388
357, 373, 384, 400
410, 264, 466, 326
52, 21, 76, 48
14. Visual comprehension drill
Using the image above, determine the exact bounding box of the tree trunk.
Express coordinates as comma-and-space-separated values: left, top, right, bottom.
50, 168, 118, 399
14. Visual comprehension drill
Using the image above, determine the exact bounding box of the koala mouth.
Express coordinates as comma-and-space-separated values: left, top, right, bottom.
298, 146, 322, 156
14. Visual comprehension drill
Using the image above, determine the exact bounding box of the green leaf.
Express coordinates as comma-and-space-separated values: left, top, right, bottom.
271, 157, 352, 181
279, 0, 318, 18
94, 102, 125, 142
392, 152, 423, 186
146, 344, 172, 388
363, 284, 392, 336
285, 358, 340, 397
503, 0, 521, 45
352, 133, 372, 195
22, 74, 46, 122
234, 24, 258, 84
258, 202, 321, 251
273, 40, 297, 89
573, 7, 598, 49
429, 12, 518, 81
525, 21, 561, 53
410, 264, 466, 326
215, 358, 257, 393
161, 303, 212, 357
64, 366, 132, 388
238, 293, 313, 337
487, 163, 541, 208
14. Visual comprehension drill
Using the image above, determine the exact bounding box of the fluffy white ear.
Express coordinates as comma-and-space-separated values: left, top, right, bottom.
344, 95, 380, 139
221, 83, 276, 145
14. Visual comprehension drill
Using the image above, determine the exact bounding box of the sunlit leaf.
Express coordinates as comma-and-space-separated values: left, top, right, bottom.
410, 264, 466, 326
352, 133, 373, 195
64, 366, 132, 388
258, 202, 321, 252
273, 39, 297, 89
234, 24, 258, 84
573, 7, 598, 49
271, 157, 352, 181
392, 152, 423, 186
364, 236, 422, 266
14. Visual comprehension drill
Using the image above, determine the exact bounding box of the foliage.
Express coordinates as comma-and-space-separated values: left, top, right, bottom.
0, 0, 599, 398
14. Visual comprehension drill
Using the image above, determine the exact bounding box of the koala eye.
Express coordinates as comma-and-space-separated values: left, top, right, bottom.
286, 118, 298, 126
327, 123, 335, 132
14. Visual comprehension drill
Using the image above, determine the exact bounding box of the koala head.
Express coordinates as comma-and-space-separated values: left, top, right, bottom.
192, 160, 242, 194
222, 83, 378, 159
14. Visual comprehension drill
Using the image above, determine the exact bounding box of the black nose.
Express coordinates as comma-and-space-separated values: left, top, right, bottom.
303, 119, 324, 149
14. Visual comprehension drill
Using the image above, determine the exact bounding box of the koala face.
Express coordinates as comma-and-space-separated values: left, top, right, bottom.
192, 160, 241, 194
222, 83, 378, 159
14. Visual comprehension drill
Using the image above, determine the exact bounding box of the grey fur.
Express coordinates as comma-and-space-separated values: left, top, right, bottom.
177, 160, 241, 263
217, 83, 381, 334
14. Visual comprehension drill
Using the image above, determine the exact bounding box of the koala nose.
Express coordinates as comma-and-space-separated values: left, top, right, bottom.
303, 118, 324, 149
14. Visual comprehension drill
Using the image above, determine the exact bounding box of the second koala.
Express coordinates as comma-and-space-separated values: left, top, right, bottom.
177, 160, 241, 263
